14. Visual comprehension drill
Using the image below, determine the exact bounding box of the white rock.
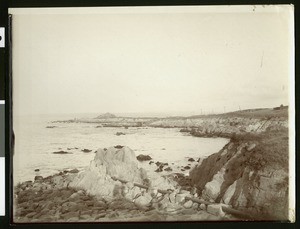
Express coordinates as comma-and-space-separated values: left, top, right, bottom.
183, 200, 193, 209
169, 192, 176, 203
160, 195, 171, 207
202, 168, 225, 200
134, 195, 152, 206
69, 192, 79, 199
200, 203, 206, 210
222, 181, 237, 204
149, 188, 158, 197
175, 193, 187, 204
69, 146, 147, 198
129, 186, 141, 200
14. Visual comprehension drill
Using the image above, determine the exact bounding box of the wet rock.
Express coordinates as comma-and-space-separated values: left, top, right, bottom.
164, 167, 172, 172
69, 168, 79, 173
82, 149, 92, 153
183, 166, 191, 170
188, 158, 195, 162
116, 132, 126, 136
53, 151, 71, 154
34, 169, 40, 172
155, 165, 164, 173
155, 161, 168, 167
34, 176, 43, 181
20, 181, 33, 190
136, 154, 152, 161
149, 161, 154, 165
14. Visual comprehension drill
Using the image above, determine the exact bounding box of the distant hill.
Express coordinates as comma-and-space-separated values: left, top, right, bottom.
95, 113, 117, 119
186, 106, 288, 119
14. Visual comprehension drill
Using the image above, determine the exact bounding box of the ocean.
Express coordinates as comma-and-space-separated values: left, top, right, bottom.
13, 114, 229, 184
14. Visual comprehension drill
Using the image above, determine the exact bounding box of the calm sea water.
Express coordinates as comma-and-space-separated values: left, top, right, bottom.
13, 114, 229, 184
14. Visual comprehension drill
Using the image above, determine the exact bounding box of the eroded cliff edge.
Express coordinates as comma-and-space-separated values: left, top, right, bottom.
189, 127, 289, 220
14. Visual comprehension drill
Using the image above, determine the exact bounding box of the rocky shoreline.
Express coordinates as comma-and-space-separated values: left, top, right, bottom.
16, 108, 290, 222
14, 147, 240, 223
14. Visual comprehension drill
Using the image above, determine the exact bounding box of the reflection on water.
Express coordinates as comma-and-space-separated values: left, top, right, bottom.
13, 115, 229, 184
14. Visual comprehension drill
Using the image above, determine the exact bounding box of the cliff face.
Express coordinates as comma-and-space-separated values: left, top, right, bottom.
150, 117, 288, 136
189, 128, 289, 220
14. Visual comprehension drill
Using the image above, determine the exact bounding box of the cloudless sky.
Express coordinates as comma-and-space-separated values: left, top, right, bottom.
11, 6, 293, 116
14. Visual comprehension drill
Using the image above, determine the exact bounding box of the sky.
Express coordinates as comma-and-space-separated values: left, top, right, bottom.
10, 6, 294, 116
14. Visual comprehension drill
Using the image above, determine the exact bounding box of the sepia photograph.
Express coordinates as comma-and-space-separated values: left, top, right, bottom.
9, 5, 294, 223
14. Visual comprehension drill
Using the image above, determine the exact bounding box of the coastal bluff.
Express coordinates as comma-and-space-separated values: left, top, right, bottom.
15, 107, 290, 222
189, 128, 289, 220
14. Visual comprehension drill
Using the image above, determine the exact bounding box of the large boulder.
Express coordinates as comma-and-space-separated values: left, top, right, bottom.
69, 146, 143, 199
69, 146, 176, 201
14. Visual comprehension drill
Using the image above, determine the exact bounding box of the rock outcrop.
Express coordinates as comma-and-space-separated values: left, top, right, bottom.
136, 154, 152, 161
95, 113, 117, 119
189, 128, 289, 220
14, 146, 247, 222
69, 146, 175, 200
